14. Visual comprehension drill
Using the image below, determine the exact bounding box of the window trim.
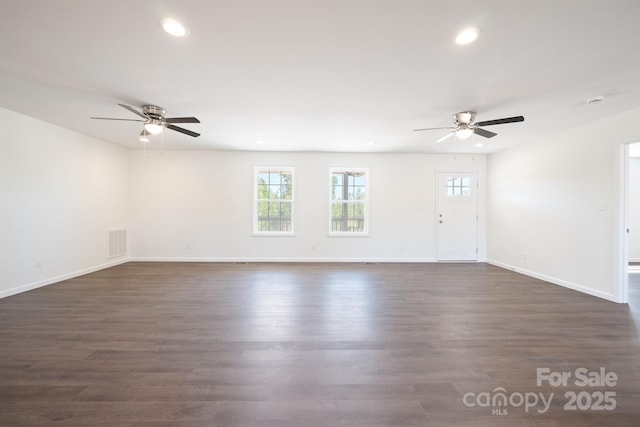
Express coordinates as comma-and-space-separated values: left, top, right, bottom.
253, 166, 295, 236
327, 167, 370, 236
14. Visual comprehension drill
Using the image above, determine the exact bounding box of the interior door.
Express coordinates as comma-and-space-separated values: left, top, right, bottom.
437, 172, 478, 261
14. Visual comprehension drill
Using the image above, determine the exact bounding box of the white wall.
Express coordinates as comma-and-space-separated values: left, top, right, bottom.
3, 102, 636, 302
129, 150, 486, 262
487, 108, 640, 302
0, 107, 130, 298
630, 156, 640, 262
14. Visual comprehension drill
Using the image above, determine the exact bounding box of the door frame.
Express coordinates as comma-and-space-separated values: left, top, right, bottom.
614, 140, 640, 303
616, 140, 640, 303
435, 171, 479, 262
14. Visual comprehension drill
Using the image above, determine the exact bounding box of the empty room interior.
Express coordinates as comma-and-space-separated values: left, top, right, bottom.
1, 1, 639, 426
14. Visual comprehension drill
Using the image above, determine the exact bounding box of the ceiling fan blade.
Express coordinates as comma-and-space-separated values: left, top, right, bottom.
166, 124, 200, 137
476, 116, 524, 127
90, 117, 145, 122
118, 103, 148, 119
413, 126, 456, 132
435, 132, 455, 143
473, 128, 498, 138
165, 117, 200, 124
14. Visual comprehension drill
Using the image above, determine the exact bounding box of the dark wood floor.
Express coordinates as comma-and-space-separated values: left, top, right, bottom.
1, 262, 639, 426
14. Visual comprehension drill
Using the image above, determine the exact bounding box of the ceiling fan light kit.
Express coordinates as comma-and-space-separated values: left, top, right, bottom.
455, 127, 474, 139
144, 121, 164, 135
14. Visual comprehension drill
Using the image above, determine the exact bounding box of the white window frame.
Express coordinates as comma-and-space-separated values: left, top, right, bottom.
253, 166, 295, 236
328, 167, 369, 236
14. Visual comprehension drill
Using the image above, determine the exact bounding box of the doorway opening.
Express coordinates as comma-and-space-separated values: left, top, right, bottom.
626, 143, 640, 305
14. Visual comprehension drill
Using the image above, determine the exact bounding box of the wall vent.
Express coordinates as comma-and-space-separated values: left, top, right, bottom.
108, 229, 127, 258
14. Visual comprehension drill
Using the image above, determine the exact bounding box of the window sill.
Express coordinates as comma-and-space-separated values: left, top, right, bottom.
252, 232, 296, 237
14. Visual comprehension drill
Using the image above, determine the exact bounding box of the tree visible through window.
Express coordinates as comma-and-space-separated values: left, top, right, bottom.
330, 168, 368, 234
254, 168, 293, 234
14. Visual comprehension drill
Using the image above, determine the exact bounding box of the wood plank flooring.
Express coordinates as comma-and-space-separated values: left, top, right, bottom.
0, 262, 639, 426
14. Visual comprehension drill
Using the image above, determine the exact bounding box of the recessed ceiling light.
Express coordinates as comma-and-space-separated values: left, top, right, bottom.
139, 136, 150, 142
161, 18, 188, 37
474, 142, 484, 147
366, 141, 375, 146
455, 27, 481, 45
256, 140, 265, 144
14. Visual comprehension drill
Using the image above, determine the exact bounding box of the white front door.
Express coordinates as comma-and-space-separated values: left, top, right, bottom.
437, 172, 478, 261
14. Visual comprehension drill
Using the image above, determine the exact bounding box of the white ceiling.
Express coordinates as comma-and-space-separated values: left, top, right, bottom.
0, 0, 638, 153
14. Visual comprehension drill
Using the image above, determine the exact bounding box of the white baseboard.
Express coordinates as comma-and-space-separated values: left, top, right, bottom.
486, 259, 618, 303
0, 257, 130, 300
129, 256, 437, 263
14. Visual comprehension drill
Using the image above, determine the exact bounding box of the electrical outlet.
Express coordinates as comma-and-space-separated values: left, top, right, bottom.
35, 258, 42, 269
186, 242, 191, 250
523, 252, 529, 261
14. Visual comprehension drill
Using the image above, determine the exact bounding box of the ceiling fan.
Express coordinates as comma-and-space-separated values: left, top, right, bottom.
91, 104, 201, 138
414, 111, 524, 143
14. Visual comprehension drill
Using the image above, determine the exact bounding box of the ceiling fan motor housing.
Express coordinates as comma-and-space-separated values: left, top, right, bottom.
454, 111, 476, 126
142, 105, 166, 120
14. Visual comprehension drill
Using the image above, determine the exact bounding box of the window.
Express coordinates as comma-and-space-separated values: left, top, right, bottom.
329, 168, 368, 235
254, 167, 294, 234
446, 176, 471, 197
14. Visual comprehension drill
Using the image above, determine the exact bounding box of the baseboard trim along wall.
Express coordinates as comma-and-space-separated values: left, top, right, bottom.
0, 258, 130, 300
129, 257, 438, 263
486, 259, 617, 303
